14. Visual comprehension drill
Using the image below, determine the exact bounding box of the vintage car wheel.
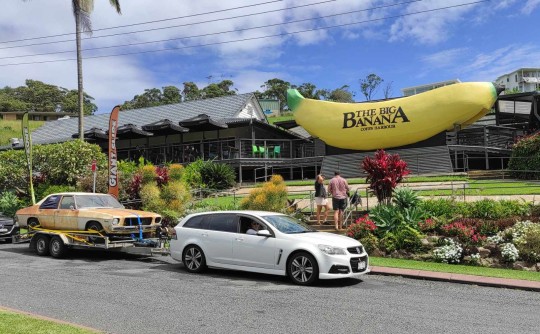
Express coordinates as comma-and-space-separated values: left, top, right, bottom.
35, 234, 50, 256
287, 252, 319, 285
28, 218, 40, 230
49, 236, 67, 258
182, 245, 206, 273
86, 221, 105, 244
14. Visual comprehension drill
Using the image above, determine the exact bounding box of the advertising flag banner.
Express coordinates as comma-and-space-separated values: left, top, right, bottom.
108, 106, 120, 198
22, 112, 36, 204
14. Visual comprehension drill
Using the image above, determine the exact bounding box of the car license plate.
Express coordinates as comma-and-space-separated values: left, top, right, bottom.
0, 228, 7, 232
358, 260, 366, 270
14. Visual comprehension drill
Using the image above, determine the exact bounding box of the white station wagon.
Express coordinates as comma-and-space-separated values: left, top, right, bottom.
170, 211, 369, 285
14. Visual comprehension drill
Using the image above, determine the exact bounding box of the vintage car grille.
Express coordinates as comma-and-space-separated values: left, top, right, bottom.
124, 217, 153, 226
347, 246, 364, 254
350, 256, 368, 273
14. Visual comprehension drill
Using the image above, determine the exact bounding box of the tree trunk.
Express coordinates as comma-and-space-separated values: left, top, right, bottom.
75, 9, 84, 140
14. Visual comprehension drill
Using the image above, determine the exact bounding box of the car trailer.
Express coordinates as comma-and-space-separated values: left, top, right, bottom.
12, 226, 170, 258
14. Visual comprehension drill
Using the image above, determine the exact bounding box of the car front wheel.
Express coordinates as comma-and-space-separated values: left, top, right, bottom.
288, 252, 319, 285
182, 245, 206, 273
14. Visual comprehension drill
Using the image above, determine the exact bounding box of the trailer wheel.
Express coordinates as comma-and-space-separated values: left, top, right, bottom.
35, 234, 50, 256
49, 236, 67, 258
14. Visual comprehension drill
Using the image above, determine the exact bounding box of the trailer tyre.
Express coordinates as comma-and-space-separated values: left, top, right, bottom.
50, 236, 67, 258
35, 234, 50, 256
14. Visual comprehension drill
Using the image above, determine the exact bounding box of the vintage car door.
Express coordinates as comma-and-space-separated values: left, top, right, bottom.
36, 194, 61, 229
54, 195, 78, 230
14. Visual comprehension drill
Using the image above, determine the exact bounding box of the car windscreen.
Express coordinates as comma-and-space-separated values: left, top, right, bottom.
74, 195, 124, 209
262, 215, 315, 234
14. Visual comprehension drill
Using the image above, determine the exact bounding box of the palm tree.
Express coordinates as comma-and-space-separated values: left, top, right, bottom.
73, 0, 121, 139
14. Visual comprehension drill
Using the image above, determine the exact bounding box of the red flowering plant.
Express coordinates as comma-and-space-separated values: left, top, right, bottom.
155, 166, 170, 187
346, 215, 377, 240
362, 149, 410, 205
441, 221, 487, 245
418, 218, 437, 233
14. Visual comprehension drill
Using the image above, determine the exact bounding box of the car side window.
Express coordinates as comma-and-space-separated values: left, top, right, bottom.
183, 215, 209, 230
206, 214, 238, 233
240, 216, 271, 235
39, 195, 61, 209
59, 196, 75, 209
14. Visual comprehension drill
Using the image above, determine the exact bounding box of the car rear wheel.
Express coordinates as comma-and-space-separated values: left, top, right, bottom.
182, 245, 206, 273
288, 252, 319, 285
49, 236, 67, 258
35, 234, 50, 256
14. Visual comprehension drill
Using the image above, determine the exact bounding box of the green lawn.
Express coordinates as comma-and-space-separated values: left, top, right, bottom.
284, 175, 468, 186
417, 180, 540, 196
370, 257, 540, 282
0, 310, 98, 334
266, 114, 294, 124
0, 120, 44, 146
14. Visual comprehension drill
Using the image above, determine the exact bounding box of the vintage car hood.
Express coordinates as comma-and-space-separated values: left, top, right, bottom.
286, 231, 361, 247
79, 208, 159, 217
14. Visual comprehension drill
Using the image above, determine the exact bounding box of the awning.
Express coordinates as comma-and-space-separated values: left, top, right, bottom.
115, 123, 153, 139
179, 114, 228, 131
142, 119, 189, 135
71, 127, 108, 140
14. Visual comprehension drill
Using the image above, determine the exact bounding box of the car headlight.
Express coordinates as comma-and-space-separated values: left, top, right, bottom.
318, 244, 347, 255
112, 218, 120, 225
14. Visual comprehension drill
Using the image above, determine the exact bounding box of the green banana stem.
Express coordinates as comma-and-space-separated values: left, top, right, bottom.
287, 89, 304, 112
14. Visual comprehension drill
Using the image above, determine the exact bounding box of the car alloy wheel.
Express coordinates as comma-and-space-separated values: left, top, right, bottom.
182, 245, 206, 273
288, 252, 318, 285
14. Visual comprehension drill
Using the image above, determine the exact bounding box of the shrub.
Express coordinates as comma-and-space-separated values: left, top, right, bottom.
161, 181, 191, 208
346, 215, 377, 240
168, 164, 184, 182
359, 234, 379, 254
240, 174, 287, 212
508, 131, 540, 179
512, 222, 540, 262
418, 198, 467, 219
432, 238, 463, 264
200, 161, 236, 190
418, 218, 438, 233
393, 187, 420, 210
182, 159, 206, 189
380, 233, 399, 253
500, 243, 519, 263
139, 183, 165, 213
395, 226, 424, 252
369, 204, 404, 236
0, 191, 21, 218
140, 165, 157, 184
35, 183, 76, 201
362, 149, 410, 205
76, 170, 109, 194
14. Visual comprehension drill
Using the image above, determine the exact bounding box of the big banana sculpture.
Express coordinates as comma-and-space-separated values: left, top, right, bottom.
287, 82, 498, 150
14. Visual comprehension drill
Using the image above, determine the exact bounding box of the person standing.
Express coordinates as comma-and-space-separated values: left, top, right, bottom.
314, 174, 330, 225
328, 171, 350, 230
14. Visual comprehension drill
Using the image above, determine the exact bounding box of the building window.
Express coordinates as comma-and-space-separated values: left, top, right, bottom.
515, 74, 518, 82
507, 78, 509, 82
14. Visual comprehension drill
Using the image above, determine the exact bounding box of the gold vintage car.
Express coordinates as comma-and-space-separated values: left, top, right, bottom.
15, 193, 161, 237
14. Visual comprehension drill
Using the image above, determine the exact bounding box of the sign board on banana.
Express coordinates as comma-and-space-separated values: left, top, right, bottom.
287, 82, 498, 150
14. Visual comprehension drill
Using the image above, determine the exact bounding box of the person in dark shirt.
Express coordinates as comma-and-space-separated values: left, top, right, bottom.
314, 174, 330, 225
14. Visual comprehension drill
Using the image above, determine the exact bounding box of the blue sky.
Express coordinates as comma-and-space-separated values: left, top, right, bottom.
1, 0, 539, 114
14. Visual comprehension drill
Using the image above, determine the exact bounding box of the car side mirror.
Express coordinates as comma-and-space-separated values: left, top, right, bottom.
257, 229, 271, 237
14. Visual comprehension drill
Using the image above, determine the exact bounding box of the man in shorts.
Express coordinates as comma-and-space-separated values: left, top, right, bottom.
327, 171, 350, 230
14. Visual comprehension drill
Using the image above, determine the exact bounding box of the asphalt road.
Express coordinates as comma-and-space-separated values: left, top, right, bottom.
1, 242, 539, 334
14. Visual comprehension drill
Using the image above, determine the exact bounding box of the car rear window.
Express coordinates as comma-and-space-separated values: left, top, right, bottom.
183, 214, 238, 233
39, 195, 61, 209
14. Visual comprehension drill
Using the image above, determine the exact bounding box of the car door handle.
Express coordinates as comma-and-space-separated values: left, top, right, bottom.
201, 233, 208, 237
235, 237, 244, 241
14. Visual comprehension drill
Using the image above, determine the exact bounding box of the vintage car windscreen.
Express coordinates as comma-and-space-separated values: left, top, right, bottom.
75, 195, 124, 209
263, 215, 315, 234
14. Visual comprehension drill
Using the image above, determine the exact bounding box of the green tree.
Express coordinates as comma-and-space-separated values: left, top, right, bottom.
201, 80, 237, 99
326, 85, 355, 102
293, 82, 327, 100
258, 78, 291, 111
182, 82, 201, 101
360, 73, 383, 101
162, 86, 181, 104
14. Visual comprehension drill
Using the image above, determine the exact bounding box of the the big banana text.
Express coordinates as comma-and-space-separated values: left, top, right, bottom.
287, 82, 498, 150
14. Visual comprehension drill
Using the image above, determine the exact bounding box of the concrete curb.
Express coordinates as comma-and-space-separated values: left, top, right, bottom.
369, 266, 540, 292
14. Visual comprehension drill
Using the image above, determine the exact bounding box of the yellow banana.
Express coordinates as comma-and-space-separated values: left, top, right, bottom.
287, 82, 498, 150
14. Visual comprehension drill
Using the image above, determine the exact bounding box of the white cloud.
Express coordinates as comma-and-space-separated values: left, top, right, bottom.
522, 0, 540, 14
421, 48, 469, 69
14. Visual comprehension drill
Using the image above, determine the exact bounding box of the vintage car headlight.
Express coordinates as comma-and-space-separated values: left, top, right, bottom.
318, 244, 347, 255
112, 218, 120, 225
